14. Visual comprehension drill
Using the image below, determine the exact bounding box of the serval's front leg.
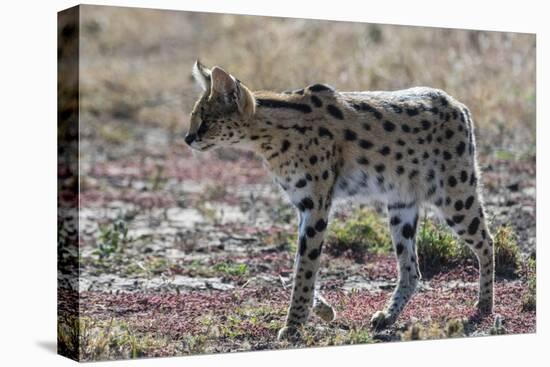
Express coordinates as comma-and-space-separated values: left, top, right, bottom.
278, 194, 332, 341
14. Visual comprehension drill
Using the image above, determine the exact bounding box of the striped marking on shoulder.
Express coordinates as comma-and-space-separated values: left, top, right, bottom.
256, 98, 312, 113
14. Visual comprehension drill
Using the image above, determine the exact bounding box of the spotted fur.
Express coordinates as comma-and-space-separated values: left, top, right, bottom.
186, 61, 494, 340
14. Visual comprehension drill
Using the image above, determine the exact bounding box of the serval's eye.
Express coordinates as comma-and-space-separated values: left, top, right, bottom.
197, 121, 209, 136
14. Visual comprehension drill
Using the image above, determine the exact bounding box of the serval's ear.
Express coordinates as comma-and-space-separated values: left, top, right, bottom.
210, 66, 256, 119
210, 66, 237, 98
192, 59, 211, 91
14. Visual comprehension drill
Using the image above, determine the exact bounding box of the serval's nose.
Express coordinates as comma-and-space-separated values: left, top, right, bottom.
184, 133, 196, 145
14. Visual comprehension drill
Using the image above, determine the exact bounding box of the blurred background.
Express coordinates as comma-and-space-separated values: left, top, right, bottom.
67, 5, 536, 360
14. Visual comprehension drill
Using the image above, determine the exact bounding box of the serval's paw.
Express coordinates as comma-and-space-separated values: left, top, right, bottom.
475, 298, 493, 315
314, 301, 336, 323
277, 326, 302, 342
370, 310, 394, 331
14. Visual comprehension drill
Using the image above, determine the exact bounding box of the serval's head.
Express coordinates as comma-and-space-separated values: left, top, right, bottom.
185, 61, 256, 151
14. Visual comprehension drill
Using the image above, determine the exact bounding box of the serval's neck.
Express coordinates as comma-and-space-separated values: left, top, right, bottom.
243, 91, 312, 158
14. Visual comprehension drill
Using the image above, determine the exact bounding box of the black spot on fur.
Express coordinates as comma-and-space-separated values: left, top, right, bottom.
402, 223, 415, 239
359, 139, 374, 150
295, 179, 307, 188
267, 152, 279, 160
426, 185, 437, 197
428, 106, 439, 115
318, 126, 334, 139
406, 108, 419, 116
390, 216, 401, 226
456, 141, 466, 156
379, 146, 391, 156
469, 172, 477, 186
465, 196, 475, 209
327, 105, 344, 120
344, 129, 357, 141
281, 139, 291, 153
448, 176, 457, 187
299, 236, 307, 256
396, 166, 405, 175
352, 102, 366, 111
256, 98, 312, 113
305, 270, 313, 279
361, 102, 375, 111
460, 170, 468, 183
339, 179, 348, 190
309, 155, 318, 165
357, 157, 369, 165
388, 201, 416, 210
383, 120, 396, 132
315, 219, 327, 232
308, 247, 321, 260
445, 129, 454, 139
373, 109, 383, 119
298, 197, 314, 211
468, 217, 480, 235
306, 226, 316, 238
310, 95, 323, 107
421, 120, 431, 130
374, 164, 385, 173
322, 170, 329, 180
401, 124, 411, 133
443, 151, 452, 160
308, 83, 334, 92
452, 215, 465, 223
455, 200, 464, 211
389, 104, 403, 113
396, 243, 404, 255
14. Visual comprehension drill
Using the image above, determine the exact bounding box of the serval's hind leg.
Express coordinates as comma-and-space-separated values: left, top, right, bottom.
440, 189, 494, 314
371, 202, 420, 330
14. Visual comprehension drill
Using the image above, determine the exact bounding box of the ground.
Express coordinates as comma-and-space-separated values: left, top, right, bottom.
58, 5, 535, 361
